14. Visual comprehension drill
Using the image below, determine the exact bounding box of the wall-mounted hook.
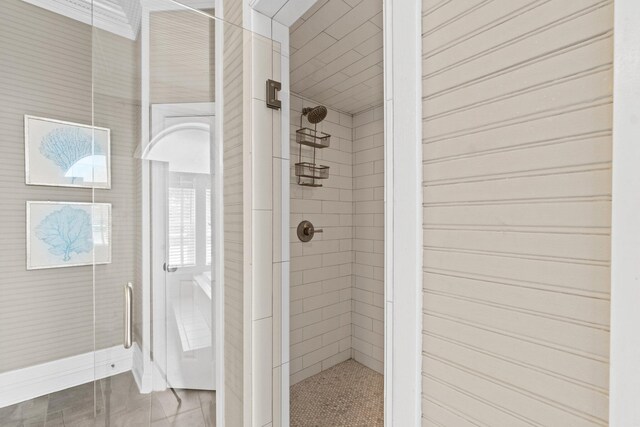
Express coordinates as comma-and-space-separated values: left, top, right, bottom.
266, 79, 281, 110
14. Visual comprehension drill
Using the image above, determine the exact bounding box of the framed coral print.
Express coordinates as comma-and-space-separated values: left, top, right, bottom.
27, 202, 112, 270
24, 115, 111, 189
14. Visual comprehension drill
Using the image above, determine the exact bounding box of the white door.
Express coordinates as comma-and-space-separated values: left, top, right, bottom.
148, 103, 216, 391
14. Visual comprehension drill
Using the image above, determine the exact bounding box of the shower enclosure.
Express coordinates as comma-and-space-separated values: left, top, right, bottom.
0, 0, 280, 425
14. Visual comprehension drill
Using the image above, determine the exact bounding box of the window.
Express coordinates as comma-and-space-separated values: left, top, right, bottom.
92, 204, 110, 247
168, 187, 196, 267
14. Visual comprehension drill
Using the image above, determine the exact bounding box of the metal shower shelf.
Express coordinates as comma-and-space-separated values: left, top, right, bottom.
295, 105, 331, 187
296, 127, 331, 149
297, 180, 323, 187
295, 162, 329, 180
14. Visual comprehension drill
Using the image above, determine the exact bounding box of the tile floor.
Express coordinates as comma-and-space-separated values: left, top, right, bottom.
290, 359, 384, 427
0, 372, 215, 427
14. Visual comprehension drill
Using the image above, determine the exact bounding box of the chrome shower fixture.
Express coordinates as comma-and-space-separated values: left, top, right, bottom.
302, 105, 328, 124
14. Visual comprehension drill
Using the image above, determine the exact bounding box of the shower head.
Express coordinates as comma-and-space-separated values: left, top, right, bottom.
302, 106, 328, 124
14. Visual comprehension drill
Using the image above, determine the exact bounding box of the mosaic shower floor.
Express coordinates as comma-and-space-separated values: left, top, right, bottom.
290, 359, 384, 427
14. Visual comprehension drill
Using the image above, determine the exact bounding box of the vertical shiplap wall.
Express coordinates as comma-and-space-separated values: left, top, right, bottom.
290, 94, 354, 385
0, 0, 139, 372
421, 1, 613, 425
352, 107, 384, 374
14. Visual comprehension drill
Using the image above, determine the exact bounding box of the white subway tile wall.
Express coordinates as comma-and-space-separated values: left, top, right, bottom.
290, 94, 384, 384
290, 95, 356, 385
289, 0, 383, 114
352, 107, 384, 374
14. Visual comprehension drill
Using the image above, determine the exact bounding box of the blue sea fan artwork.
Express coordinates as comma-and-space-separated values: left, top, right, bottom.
35, 205, 93, 262
39, 127, 103, 183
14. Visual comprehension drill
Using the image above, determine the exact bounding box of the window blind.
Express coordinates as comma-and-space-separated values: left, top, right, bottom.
168, 187, 196, 267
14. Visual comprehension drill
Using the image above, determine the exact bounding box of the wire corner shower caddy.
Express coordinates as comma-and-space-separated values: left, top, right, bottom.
296, 105, 330, 187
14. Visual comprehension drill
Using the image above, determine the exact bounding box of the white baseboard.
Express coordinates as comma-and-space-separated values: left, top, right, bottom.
131, 342, 153, 393
0, 345, 132, 408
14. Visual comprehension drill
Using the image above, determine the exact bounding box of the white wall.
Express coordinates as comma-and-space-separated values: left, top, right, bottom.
218, 3, 290, 425
352, 107, 384, 374
288, 95, 388, 384
289, 94, 355, 385
609, 0, 640, 424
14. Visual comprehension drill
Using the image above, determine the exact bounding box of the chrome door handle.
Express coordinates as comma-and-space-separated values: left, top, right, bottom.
124, 282, 133, 349
163, 263, 178, 273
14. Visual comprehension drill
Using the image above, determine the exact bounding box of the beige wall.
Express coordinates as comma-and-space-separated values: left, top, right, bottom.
93, 28, 141, 352
221, 0, 245, 424
352, 107, 384, 374
421, 0, 613, 425
290, 94, 355, 385
150, 9, 215, 105
0, 0, 140, 372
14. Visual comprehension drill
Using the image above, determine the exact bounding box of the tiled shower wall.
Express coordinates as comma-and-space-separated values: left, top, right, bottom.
290, 94, 385, 384
352, 107, 384, 374
290, 94, 354, 385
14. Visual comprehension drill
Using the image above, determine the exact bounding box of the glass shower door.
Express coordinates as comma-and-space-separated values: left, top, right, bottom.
0, 2, 97, 425
89, 2, 154, 424
90, 2, 281, 425
0, 1, 277, 426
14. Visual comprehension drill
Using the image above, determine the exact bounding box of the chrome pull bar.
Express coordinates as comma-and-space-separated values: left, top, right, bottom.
124, 282, 133, 349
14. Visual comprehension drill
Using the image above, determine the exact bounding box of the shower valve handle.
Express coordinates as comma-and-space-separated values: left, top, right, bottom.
297, 220, 322, 242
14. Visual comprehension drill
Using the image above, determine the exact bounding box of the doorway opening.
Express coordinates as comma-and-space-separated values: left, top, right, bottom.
145, 102, 216, 393
287, 1, 385, 424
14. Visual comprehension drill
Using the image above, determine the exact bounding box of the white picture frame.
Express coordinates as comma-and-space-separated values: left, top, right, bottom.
24, 115, 111, 189
26, 201, 112, 270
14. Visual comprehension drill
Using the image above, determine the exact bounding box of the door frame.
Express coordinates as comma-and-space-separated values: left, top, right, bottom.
609, 0, 640, 423
149, 162, 215, 391
139, 102, 216, 392
253, 0, 424, 424
137, 1, 220, 393
383, 0, 423, 424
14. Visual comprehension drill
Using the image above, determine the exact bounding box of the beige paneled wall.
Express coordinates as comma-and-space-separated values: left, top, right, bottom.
221, 0, 245, 424
0, 0, 139, 372
352, 107, 384, 374
0, 1, 93, 372
92, 29, 141, 351
150, 9, 215, 104
290, 94, 354, 385
421, 0, 613, 425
